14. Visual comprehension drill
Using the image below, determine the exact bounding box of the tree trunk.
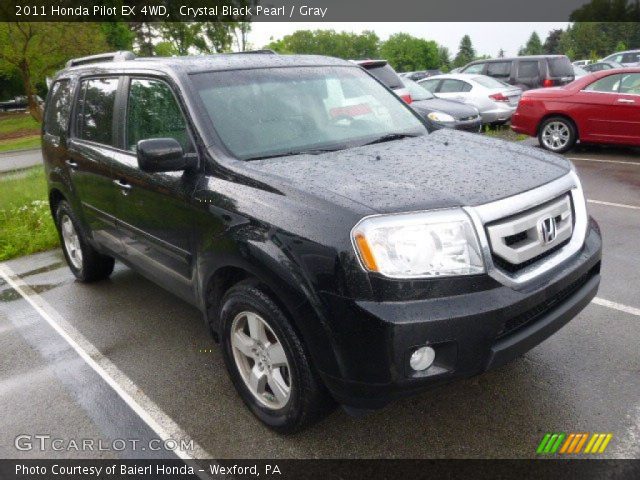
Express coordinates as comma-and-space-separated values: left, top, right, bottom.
18, 61, 43, 123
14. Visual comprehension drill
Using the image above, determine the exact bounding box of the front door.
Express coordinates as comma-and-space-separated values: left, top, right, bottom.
608, 72, 640, 144
111, 77, 199, 303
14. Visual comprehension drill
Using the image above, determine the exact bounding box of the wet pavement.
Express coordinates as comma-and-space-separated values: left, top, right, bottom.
0, 144, 639, 459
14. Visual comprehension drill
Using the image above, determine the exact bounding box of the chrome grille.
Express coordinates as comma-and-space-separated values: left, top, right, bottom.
486, 195, 573, 267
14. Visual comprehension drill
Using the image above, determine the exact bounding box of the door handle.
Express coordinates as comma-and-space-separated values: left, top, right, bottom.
113, 179, 132, 194
65, 160, 78, 170
617, 98, 635, 103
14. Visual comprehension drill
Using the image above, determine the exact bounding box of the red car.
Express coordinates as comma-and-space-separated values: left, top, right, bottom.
511, 68, 640, 152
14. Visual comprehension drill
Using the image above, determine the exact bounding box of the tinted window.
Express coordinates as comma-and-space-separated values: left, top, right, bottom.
439, 79, 471, 93
44, 80, 71, 137
364, 64, 404, 89
622, 52, 640, 64
584, 74, 622, 93
77, 77, 118, 145
126, 79, 190, 151
619, 73, 640, 94
548, 57, 574, 77
486, 61, 511, 78
518, 61, 539, 78
462, 63, 484, 74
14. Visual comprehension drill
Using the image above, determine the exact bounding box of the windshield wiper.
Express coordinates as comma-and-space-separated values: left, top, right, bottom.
244, 148, 342, 161
360, 133, 419, 146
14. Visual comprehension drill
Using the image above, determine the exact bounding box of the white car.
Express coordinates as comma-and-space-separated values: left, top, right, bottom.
418, 73, 522, 125
602, 49, 640, 67
572, 59, 592, 67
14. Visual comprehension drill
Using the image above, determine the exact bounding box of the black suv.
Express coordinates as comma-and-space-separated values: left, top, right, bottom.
43, 51, 602, 432
460, 55, 575, 90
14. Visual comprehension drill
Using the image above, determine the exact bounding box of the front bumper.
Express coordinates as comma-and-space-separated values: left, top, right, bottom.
319, 220, 602, 409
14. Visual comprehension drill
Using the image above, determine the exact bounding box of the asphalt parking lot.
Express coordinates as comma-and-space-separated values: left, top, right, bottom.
0, 143, 639, 460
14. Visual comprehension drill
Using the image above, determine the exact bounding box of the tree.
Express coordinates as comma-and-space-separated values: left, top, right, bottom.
129, 22, 156, 56
266, 30, 379, 59
379, 33, 440, 71
438, 46, 451, 72
453, 35, 475, 68
101, 22, 134, 51
497, 48, 505, 58
0, 22, 108, 121
543, 29, 564, 54
519, 32, 544, 55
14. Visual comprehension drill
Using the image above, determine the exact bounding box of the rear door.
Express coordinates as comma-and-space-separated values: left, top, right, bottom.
67, 76, 122, 253
608, 72, 640, 143
515, 60, 542, 90
433, 78, 473, 103
485, 61, 513, 85
111, 76, 200, 303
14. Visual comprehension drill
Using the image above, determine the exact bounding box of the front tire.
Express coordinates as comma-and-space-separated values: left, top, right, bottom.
220, 282, 333, 433
55, 200, 114, 282
538, 116, 577, 153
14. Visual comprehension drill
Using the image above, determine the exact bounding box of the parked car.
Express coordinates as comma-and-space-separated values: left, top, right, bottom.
403, 78, 481, 132
572, 60, 592, 67
602, 49, 640, 67
400, 70, 443, 81
0, 95, 43, 111
44, 51, 601, 432
583, 61, 624, 72
459, 55, 575, 90
573, 65, 590, 79
418, 73, 522, 124
353, 59, 412, 103
511, 68, 640, 152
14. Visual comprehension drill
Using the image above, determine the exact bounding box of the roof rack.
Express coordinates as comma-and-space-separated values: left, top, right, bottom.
227, 49, 277, 55
66, 51, 136, 68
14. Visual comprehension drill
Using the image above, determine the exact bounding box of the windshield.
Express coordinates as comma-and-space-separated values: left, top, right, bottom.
192, 66, 426, 160
402, 78, 434, 100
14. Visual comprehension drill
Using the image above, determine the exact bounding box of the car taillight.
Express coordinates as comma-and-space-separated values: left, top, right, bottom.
543, 79, 554, 87
489, 92, 509, 102
401, 94, 412, 104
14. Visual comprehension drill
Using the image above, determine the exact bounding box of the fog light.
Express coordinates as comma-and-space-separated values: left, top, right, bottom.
410, 346, 436, 371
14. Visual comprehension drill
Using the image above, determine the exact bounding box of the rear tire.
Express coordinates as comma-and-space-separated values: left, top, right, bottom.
55, 200, 114, 282
538, 116, 577, 153
219, 282, 334, 433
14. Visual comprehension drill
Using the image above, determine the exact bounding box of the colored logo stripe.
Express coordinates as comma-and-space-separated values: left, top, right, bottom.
537, 433, 613, 454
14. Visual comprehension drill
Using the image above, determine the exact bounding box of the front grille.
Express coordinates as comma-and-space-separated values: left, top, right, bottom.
486, 194, 574, 273
495, 263, 599, 340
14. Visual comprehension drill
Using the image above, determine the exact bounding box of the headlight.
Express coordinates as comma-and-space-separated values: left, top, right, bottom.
427, 111, 455, 123
351, 209, 485, 278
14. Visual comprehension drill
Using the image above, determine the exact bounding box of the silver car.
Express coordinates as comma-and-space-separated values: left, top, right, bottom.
602, 50, 640, 67
418, 73, 522, 125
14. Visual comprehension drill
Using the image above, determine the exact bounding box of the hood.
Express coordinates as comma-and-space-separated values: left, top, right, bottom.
411, 98, 478, 119
243, 129, 571, 215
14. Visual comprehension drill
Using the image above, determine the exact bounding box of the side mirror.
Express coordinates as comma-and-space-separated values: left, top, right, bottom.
136, 138, 197, 173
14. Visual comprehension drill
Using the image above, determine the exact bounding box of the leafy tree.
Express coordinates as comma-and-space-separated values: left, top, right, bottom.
101, 22, 134, 51
543, 29, 564, 54
0, 22, 108, 121
379, 33, 440, 71
519, 32, 544, 55
498, 48, 505, 58
438, 46, 451, 71
615, 40, 627, 51
266, 30, 380, 59
129, 22, 156, 56
453, 35, 475, 68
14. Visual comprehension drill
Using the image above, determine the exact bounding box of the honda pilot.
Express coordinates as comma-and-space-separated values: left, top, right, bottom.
43, 51, 602, 433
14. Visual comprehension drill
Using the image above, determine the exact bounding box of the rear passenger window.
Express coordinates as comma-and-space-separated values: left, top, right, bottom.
486, 62, 511, 79
77, 77, 119, 146
126, 78, 190, 152
584, 74, 622, 93
439, 79, 470, 93
518, 61, 539, 78
418, 79, 439, 92
44, 80, 71, 137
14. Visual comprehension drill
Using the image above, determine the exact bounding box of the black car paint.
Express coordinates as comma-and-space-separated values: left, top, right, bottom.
410, 98, 481, 132
43, 54, 601, 410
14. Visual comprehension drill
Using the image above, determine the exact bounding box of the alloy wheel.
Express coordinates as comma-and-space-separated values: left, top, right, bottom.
541, 121, 571, 151
230, 311, 292, 409
60, 215, 83, 270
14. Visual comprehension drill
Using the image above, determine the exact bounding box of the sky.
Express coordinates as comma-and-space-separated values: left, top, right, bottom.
248, 22, 570, 58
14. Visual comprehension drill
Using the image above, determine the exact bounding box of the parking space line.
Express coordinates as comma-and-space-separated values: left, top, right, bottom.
593, 297, 640, 317
0, 263, 211, 461
569, 157, 640, 167
587, 199, 640, 211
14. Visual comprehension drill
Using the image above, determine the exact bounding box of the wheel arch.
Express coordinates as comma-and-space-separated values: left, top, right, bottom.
537, 113, 580, 139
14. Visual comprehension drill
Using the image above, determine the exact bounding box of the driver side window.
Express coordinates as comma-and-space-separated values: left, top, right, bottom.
126, 78, 191, 152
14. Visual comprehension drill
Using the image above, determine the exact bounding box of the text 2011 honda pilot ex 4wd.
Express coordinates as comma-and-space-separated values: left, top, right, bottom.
43, 51, 602, 433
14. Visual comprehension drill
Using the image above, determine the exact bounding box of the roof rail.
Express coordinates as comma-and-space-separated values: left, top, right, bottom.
66, 51, 136, 68
228, 49, 277, 55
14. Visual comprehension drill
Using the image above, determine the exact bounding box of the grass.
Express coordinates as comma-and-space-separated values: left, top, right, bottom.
482, 124, 528, 142
0, 135, 41, 152
0, 166, 59, 261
